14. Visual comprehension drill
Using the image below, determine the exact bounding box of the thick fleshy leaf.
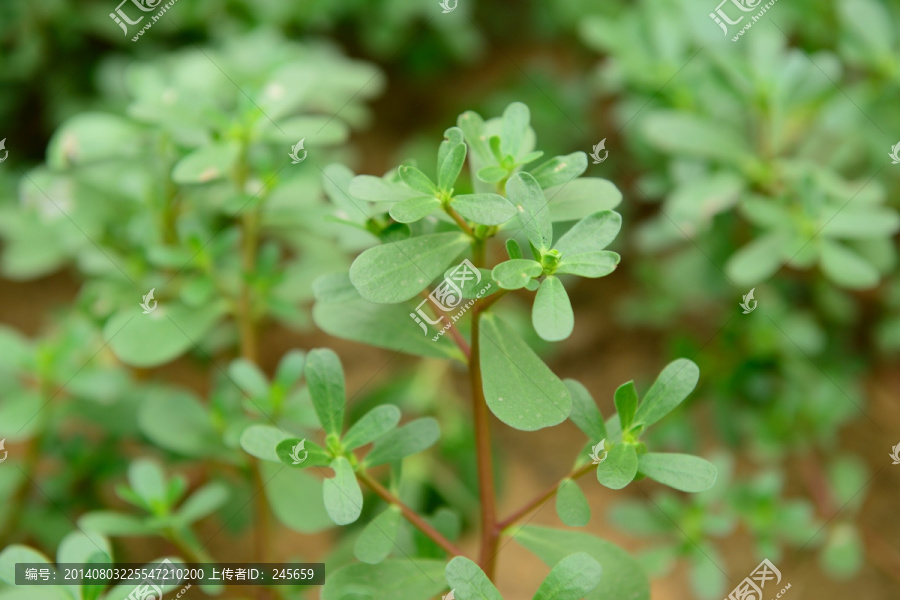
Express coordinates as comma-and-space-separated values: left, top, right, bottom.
564, 379, 606, 440
275, 438, 331, 469
305, 348, 346, 436
596, 442, 638, 489
438, 127, 465, 170
439, 143, 468, 191
477, 165, 509, 183
323, 457, 363, 525
365, 418, 440, 466
514, 526, 650, 600
171, 141, 240, 184
354, 507, 402, 564
77, 512, 154, 536
556, 479, 591, 527
389, 196, 441, 223
500, 102, 531, 158
104, 300, 227, 368
0, 545, 52, 586
530, 152, 588, 189
458, 111, 491, 163
725, 232, 789, 285
262, 461, 332, 533
240, 424, 292, 463
128, 459, 167, 506
641, 112, 752, 167
312, 275, 461, 360
173, 482, 229, 526
452, 193, 517, 225
138, 389, 222, 458
821, 206, 900, 239
349, 175, 423, 202
614, 382, 638, 432
555, 251, 620, 278
533, 552, 603, 600
637, 453, 717, 493
349, 232, 470, 303
554, 211, 621, 255
480, 314, 572, 431
492, 259, 543, 290
632, 359, 699, 428
532, 276, 574, 341
546, 178, 622, 222
322, 559, 447, 600
445, 556, 503, 600
228, 358, 269, 398
506, 239, 523, 259
343, 404, 402, 450
819, 239, 880, 289
507, 172, 553, 250
398, 165, 438, 196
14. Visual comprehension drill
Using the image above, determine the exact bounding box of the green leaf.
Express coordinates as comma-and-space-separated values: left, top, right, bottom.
480, 313, 572, 431
555, 251, 620, 278
173, 482, 229, 526
451, 193, 517, 225
614, 382, 638, 432
637, 453, 717, 493
564, 380, 606, 441
725, 232, 789, 285
261, 461, 332, 533
530, 152, 588, 189
77, 512, 154, 536
596, 442, 638, 489
323, 457, 363, 526
632, 359, 700, 429
458, 111, 491, 163
274, 350, 306, 390
819, 240, 880, 289
312, 275, 461, 360
477, 165, 509, 183
322, 559, 447, 600
343, 404, 402, 450
556, 480, 591, 527
445, 556, 503, 600
820, 523, 864, 580
275, 438, 331, 469
514, 526, 650, 600
838, 0, 893, 55
365, 418, 440, 466
492, 259, 543, 290
532, 276, 574, 341
240, 424, 292, 463
554, 211, 621, 256
506, 239, 523, 259
533, 552, 603, 600
398, 165, 438, 196
438, 127, 465, 171
0, 545, 52, 586
104, 301, 226, 368
507, 172, 553, 250
439, 143, 468, 191
349, 175, 423, 202
349, 232, 470, 303
501, 102, 531, 158
641, 112, 752, 167
57, 531, 111, 600
354, 507, 402, 564
819, 207, 899, 239
389, 196, 442, 223
546, 178, 622, 222
47, 113, 143, 167
128, 459, 167, 507
171, 141, 240, 184
138, 389, 222, 458
305, 348, 347, 436
228, 358, 269, 398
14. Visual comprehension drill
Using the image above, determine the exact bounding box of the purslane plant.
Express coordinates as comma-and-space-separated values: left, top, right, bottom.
295, 102, 719, 597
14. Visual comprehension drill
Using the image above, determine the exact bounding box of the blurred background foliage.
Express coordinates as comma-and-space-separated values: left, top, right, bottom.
0, 0, 898, 598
